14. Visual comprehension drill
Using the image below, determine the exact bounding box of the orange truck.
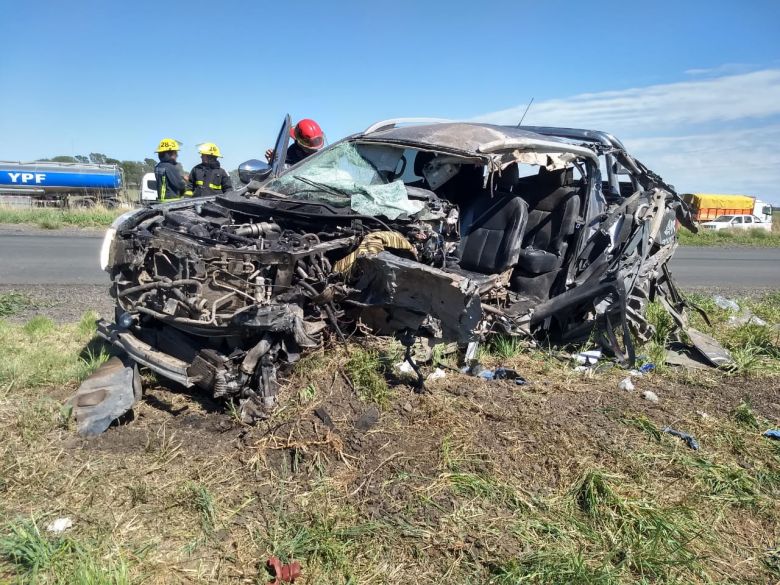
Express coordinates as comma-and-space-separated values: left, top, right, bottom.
682, 193, 773, 223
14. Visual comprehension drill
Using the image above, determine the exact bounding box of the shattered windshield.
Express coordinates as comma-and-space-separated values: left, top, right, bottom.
265, 142, 426, 219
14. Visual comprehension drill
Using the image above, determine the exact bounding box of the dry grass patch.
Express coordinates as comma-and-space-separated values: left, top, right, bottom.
1, 308, 779, 583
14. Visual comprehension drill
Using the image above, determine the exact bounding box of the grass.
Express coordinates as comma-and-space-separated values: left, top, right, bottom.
344, 346, 391, 406
183, 482, 218, 535
642, 291, 780, 376
0, 311, 108, 392
1, 298, 779, 582
0, 292, 34, 318
0, 204, 124, 229
486, 334, 527, 360
678, 225, 780, 247
0, 519, 132, 584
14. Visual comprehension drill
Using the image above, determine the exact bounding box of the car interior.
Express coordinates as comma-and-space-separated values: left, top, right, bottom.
398, 150, 589, 300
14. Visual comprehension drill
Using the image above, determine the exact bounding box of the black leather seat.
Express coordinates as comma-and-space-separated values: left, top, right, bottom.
458, 177, 528, 274
515, 167, 580, 274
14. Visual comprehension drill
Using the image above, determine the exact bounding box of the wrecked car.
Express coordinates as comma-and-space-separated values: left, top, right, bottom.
76, 116, 729, 435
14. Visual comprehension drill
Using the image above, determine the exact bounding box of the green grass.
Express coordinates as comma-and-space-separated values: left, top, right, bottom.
0, 204, 124, 229
0, 519, 133, 584
0, 301, 778, 583
0, 292, 34, 318
486, 334, 527, 360
253, 487, 378, 581
0, 312, 109, 392
484, 469, 707, 583
183, 482, 218, 535
641, 292, 780, 375
344, 346, 391, 406
679, 226, 780, 247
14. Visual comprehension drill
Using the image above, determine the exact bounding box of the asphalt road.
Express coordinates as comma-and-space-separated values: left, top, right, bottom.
0, 230, 108, 285
1, 230, 779, 289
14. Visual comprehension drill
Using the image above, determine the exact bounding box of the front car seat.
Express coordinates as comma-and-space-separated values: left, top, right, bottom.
458, 178, 528, 274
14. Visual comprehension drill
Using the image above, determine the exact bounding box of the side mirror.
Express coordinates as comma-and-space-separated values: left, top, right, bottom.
238, 159, 272, 184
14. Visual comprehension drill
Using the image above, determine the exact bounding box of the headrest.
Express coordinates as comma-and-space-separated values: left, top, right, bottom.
495, 164, 519, 191
519, 167, 578, 211
414, 151, 436, 177
536, 167, 572, 189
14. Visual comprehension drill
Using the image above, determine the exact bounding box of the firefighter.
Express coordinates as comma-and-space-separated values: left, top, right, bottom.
186, 143, 233, 197
265, 119, 325, 166
154, 138, 188, 202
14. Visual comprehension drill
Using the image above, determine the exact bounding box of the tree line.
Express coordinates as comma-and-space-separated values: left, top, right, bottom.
38, 153, 157, 189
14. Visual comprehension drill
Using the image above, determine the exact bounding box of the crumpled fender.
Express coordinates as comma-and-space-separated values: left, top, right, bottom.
69, 356, 141, 437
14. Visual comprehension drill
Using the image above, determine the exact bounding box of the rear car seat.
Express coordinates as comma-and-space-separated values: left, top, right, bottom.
511, 167, 581, 295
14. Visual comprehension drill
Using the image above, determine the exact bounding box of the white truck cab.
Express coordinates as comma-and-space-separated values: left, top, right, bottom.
141, 172, 158, 202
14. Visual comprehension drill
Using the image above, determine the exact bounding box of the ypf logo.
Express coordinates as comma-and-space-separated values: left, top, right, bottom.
6, 172, 47, 184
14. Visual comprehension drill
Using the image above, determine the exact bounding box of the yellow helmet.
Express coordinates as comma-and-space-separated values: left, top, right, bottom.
198, 142, 222, 158
155, 138, 181, 153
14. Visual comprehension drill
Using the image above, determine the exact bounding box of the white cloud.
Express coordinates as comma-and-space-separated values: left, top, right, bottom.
625, 126, 780, 199
473, 69, 780, 204
683, 63, 757, 77
474, 69, 780, 136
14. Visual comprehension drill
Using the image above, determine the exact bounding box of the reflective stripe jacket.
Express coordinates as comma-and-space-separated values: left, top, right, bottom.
154, 161, 187, 201
187, 162, 233, 197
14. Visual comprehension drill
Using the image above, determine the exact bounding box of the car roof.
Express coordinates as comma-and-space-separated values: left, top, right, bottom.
357, 121, 598, 162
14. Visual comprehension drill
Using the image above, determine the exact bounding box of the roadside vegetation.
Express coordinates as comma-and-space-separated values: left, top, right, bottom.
0, 204, 124, 230
678, 211, 780, 247
0, 292, 33, 318
0, 294, 778, 583
679, 226, 780, 247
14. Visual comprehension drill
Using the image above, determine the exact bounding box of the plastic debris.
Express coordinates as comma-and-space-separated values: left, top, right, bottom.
663, 427, 700, 450
314, 407, 334, 429
728, 311, 767, 327
45, 517, 73, 534
266, 556, 301, 584
462, 364, 527, 385
630, 363, 657, 377
641, 390, 659, 403
763, 429, 780, 441
394, 361, 415, 375
713, 295, 740, 312
426, 368, 446, 382
573, 350, 602, 365
696, 410, 711, 420
618, 377, 635, 392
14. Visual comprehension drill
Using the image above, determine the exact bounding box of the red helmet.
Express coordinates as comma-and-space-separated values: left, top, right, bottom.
291, 119, 324, 151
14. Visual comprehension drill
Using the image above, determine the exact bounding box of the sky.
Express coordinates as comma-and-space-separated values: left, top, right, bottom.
1, 0, 779, 202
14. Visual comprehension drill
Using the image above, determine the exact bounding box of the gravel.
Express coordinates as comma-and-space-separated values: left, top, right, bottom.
0, 284, 113, 323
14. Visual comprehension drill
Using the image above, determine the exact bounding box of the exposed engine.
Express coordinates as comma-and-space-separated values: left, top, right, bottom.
107, 193, 464, 421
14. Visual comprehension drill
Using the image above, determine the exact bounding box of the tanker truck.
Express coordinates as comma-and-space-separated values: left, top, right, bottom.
0, 161, 123, 207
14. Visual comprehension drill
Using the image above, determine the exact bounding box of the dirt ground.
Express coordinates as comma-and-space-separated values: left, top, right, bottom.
75, 359, 780, 498
2, 285, 779, 583
16, 347, 772, 583
0, 284, 114, 323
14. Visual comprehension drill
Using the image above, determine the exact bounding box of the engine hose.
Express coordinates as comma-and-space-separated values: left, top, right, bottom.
118, 279, 202, 297
134, 292, 234, 326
